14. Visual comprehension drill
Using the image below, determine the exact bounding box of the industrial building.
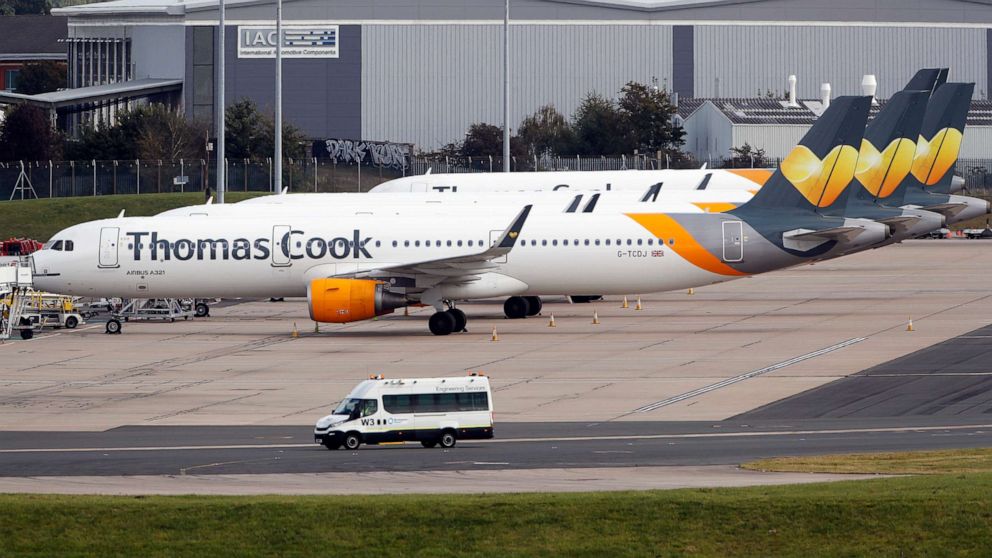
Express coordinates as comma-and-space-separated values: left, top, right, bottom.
11, 0, 992, 157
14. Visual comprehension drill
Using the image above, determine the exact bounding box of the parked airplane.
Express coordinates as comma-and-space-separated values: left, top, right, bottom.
33, 96, 891, 336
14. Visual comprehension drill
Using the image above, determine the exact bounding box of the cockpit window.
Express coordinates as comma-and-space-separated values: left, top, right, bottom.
64, 240, 74, 252
50, 240, 63, 251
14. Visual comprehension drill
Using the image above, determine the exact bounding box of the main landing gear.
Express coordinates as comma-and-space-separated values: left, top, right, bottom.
503, 296, 542, 319
428, 306, 468, 336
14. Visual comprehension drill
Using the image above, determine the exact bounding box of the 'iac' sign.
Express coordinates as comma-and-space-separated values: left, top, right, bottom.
238, 25, 339, 59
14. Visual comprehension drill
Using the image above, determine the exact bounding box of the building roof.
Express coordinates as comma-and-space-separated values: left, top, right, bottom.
685, 97, 992, 127
0, 16, 67, 60
0, 78, 182, 109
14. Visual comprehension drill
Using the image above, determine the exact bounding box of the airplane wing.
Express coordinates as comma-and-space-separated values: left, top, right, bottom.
349, 205, 532, 281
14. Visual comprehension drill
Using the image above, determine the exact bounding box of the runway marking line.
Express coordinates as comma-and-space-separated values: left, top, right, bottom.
3, 423, 990, 454
631, 337, 866, 414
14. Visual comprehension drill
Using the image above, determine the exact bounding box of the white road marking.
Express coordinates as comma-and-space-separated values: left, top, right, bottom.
632, 337, 867, 413
2, 422, 989, 454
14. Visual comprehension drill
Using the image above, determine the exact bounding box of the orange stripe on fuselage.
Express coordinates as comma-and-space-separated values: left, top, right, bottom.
626, 213, 747, 277
726, 169, 773, 186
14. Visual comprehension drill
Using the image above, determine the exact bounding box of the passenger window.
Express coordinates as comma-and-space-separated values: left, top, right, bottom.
669, 239, 675, 245
647, 239, 653, 246
605, 239, 611, 246
446, 240, 452, 247
404, 240, 410, 247
541, 240, 547, 246
392, 240, 398, 247
552, 240, 558, 246
415, 240, 421, 247
627, 239, 632, 246
436, 240, 441, 247
584, 239, 590, 246
457, 240, 463, 247
468, 240, 474, 247
595, 239, 600, 246
563, 240, 569, 246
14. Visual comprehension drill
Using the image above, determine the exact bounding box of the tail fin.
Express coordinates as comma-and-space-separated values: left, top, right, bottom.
910, 82, 974, 194
903, 68, 945, 97
733, 96, 871, 215
847, 90, 930, 206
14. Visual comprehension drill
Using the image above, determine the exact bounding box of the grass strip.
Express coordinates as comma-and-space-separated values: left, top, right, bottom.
743, 447, 992, 475
3, 473, 992, 557
0, 193, 264, 242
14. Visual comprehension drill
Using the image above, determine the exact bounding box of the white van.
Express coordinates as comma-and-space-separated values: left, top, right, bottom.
314, 374, 494, 450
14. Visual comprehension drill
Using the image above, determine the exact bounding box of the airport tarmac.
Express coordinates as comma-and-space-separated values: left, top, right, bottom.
1, 240, 991, 493
3, 240, 991, 430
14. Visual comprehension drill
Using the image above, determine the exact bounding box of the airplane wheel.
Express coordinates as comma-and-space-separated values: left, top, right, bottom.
429, 311, 456, 336
194, 302, 210, 318
446, 308, 467, 332
105, 319, 122, 335
503, 296, 530, 319
525, 296, 542, 316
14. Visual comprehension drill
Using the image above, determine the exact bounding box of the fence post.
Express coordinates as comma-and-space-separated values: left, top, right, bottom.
357, 159, 361, 192
157, 160, 162, 193
112, 161, 117, 195
49, 161, 53, 198
92, 160, 96, 196
70, 161, 75, 196
244, 159, 248, 192
136, 159, 140, 195
268, 158, 273, 192
313, 157, 318, 192
180, 159, 185, 193
288, 158, 294, 191
488, 155, 493, 173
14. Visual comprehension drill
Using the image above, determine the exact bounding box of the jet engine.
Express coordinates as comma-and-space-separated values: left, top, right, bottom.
307, 278, 408, 323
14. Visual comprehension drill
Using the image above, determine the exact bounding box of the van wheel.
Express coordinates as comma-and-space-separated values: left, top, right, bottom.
439, 430, 457, 448
344, 433, 362, 450
64, 316, 79, 329
421, 440, 438, 448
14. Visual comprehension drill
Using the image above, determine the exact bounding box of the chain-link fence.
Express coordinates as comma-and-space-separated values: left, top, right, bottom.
3, 155, 991, 200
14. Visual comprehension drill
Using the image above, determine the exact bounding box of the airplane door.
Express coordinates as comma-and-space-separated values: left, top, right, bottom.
722, 221, 743, 262
272, 225, 291, 267
98, 227, 120, 268
490, 230, 507, 263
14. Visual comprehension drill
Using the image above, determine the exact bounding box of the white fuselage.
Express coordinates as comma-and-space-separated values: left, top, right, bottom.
32, 206, 734, 300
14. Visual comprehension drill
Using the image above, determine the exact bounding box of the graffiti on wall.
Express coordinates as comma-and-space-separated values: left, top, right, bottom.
316, 139, 412, 169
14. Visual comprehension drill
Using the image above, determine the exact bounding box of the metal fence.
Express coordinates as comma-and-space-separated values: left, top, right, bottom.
3, 156, 992, 201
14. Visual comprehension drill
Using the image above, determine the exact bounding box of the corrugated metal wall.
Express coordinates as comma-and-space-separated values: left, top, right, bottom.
362, 24, 674, 150
732, 126, 811, 160
694, 26, 988, 100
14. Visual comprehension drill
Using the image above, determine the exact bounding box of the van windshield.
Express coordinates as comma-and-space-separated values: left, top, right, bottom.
333, 398, 362, 416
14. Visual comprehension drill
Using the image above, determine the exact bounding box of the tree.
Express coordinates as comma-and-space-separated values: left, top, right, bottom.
460, 123, 503, 158
0, 104, 60, 161
722, 143, 769, 169
516, 104, 575, 157
136, 104, 207, 161
0, 0, 49, 15
571, 94, 633, 156
617, 80, 685, 155
14, 61, 66, 95
67, 108, 146, 160
224, 99, 264, 160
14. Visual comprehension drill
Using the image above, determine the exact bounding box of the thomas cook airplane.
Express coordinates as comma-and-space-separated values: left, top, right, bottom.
34, 96, 893, 336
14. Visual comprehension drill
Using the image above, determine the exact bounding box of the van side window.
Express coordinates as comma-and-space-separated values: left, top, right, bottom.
383, 391, 489, 413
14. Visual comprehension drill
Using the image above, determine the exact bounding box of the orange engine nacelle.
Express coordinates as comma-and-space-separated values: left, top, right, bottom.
307, 278, 407, 323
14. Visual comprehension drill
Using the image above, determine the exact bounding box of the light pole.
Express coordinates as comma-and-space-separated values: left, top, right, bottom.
274, 0, 283, 192
502, 0, 510, 172
216, 0, 225, 203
